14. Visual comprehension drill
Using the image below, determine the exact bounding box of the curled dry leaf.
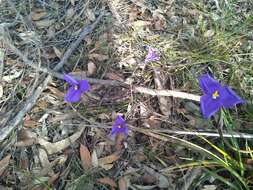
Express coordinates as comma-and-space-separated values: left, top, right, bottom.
80, 144, 92, 170
97, 177, 117, 188
0, 154, 11, 176
37, 126, 85, 155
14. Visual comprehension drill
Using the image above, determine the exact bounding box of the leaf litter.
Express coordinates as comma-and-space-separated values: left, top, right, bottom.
0, 0, 252, 189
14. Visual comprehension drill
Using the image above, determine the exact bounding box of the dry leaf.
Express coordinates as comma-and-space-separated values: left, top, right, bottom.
50, 112, 76, 123
47, 86, 65, 98
100, 163, 114, 170
115, 133, 125, 151
98, 154, 120, 165
97, 177, 117, 188
31, 11, 47, 21
3, 70, 22, 82
66, 8, 75, 20
204, 30, 215, 38
118, 177, 127, 190
89, 53, 109, 61
91, 150, 98, 167
104, 72, 124, 82
87, 62, 97, 76
69, 71, 87, 78
86, 8, 96, 21
53, 47, 62, 59
15, 129, 37, 147
153, 68, 171, 116
37, 126, 85, 155
35, 19, 55, 28
20, 150, 29, 170
70, 0, 75, 6
24, 119, 38, 128
38, 148, 50, 169
0, 154, 11, 176
80, 144, 92, 170
45, 172, 60, 190
203, 185, 217, 190
0, 85, 3, 98
132, 20, 151, 28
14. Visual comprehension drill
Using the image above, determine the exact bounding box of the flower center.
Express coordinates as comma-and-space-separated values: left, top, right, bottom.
74, 85, 79, 90
117, 125, 122, 129
212, 90, 219, 99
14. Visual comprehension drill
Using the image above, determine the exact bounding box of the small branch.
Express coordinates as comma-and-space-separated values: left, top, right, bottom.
130, 126, 253, 139
134, 86, 201, 102
0, 13, 104, 142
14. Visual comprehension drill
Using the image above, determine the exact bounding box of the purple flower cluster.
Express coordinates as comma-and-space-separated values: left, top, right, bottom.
62, 48, 245, 136
63, 74, 128, 137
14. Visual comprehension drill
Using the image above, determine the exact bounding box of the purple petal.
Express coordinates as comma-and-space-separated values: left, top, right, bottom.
220, 86, 244, 108
200, 94, 222, 118
114, 115, 126, 126
111, 115, 128, 137
111, 125, 119, 135
145, 47, 160, 63
79, 80, 90, 92
64, 74, 78, 85
64, 86, 82, 102
198, 74, 222, 95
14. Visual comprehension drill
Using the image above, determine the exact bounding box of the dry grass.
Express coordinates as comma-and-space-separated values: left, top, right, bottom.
0, 0, 253, 189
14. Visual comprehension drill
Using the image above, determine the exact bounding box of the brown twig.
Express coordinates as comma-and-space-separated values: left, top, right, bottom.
0, 13, 104, 142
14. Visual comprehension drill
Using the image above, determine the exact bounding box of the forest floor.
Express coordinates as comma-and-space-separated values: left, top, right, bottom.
0, 0, 253, 190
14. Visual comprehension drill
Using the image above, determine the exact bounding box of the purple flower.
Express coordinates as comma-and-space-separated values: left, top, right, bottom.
64, 74, 90, 103
199, 74, 244, 119
145, 47, 160, 63
111, 115, 128, 137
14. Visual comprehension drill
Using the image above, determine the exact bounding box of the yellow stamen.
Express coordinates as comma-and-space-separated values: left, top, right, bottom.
74, 85, 78, 90
212, 90, 219, 99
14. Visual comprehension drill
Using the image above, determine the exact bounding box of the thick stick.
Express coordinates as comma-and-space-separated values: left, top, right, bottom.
134, 86, 200, 102
0, 13, 104, 142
